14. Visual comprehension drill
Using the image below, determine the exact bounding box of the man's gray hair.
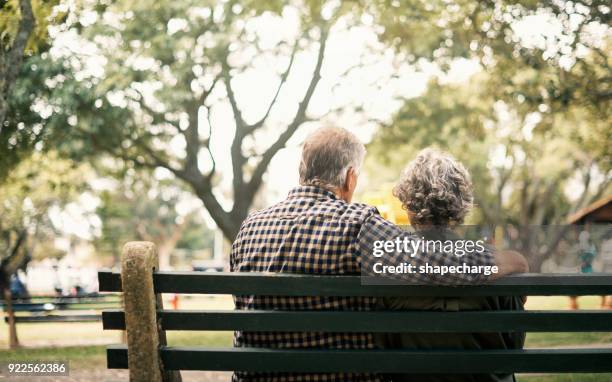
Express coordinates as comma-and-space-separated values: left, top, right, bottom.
393, 148, 473, 226
299, 127, 366, 189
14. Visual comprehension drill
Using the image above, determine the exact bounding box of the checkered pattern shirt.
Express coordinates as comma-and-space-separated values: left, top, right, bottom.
230, 186, 494, 381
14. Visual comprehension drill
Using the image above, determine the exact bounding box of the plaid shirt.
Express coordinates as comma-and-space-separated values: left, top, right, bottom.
230, 186, 494, 381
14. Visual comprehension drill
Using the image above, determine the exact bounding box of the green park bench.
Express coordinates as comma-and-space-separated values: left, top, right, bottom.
1, 293, 121, 349
1, 295, 121, 323
98, 242, 612, 381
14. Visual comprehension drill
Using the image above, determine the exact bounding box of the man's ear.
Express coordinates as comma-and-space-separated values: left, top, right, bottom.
342, 168, 351, 191
339, 167, 358, 202
345, 167, 357, 191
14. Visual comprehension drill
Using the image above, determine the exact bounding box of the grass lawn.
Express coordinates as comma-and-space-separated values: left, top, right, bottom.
0, 295, 610, 381
0, 345, 107, 368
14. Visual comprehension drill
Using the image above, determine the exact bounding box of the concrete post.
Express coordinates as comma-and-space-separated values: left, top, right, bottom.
121, 241, 181, 382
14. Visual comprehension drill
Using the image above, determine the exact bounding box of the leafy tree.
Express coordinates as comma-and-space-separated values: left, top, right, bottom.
95, 172, 212, 269
59, 0, 348, 240
6, 0, 608, 245
0, 0, 71, 182
368, 0, 610, 114
0, 151, 87, 278
369, 75, 611, 271
66, 0, 531, 240
0, 151, 87, 347
175, 221, 214, 253
366, 0, 610, 270
0, 54, 78, 182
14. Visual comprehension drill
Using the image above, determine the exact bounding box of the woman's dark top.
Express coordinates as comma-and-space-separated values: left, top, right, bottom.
375, 227, 525, 382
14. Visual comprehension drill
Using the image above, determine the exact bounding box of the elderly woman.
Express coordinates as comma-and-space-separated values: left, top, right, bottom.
377, 148, 525, 382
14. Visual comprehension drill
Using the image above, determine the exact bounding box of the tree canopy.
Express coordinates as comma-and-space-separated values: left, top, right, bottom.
51, 0, 350, 239
0, 0, 69, 182
95, 171, 212, 269
1, 0, 610, 251
0, 151, 88, 287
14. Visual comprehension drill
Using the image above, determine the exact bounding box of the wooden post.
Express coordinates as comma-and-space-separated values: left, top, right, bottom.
3, 287, 20, 349
121, 242, 181, 382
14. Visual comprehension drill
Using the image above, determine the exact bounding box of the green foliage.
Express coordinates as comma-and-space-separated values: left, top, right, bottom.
0, 0, 64, 53
369, 0, 610, 234
54, 0, 358, 239
1, 46, 138, 183
368, 67, 610, 270
2, 0, 609, 246
95, 171, 212, 265
1, 54, 68, 181
176, 220, 214, 251
372, 77, 490, 151
0, 151, 89, 264
370, 74, 609, 225
370, 1, 611, 116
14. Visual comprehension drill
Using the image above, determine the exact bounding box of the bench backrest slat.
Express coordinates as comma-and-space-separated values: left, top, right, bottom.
106, 346, 612, 373
99, 270, 612, 296
8, 315, 102, 323
102, 309, 612, 332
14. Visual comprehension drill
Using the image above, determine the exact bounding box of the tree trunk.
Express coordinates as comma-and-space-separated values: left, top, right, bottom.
3, 287, 20, 349
157, 244, 173, 271
0, 0, 36, 127
156, 216, 194, 270
193, 186, 243, 240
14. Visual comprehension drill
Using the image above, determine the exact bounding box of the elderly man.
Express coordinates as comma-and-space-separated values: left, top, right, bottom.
230, 127, 527, 382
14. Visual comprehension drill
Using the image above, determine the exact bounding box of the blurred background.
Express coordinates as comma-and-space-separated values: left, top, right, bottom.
0, 0, 610, 380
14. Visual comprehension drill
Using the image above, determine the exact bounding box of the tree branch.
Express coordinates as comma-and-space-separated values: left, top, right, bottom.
184, 107, 201, 179
245, 36, 302, 134
200, 73, 222, 106
204, 106, 216, 177
131, 89, 180, 131
220, 49, 246, 131
220, 47, 249, 196
243, 24, 330, 207
569, 160, 594, 214
182, 73, 222, 183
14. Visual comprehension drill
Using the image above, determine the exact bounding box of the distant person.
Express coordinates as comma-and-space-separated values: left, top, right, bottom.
230, 128, 528, 382
578, 230, 597, 273
52, 264, 63, 296
376, 148, 526, 382
10, 271, 30, 300
569, 229, 598, 310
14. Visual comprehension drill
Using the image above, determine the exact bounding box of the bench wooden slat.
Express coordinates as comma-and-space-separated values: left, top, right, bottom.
2, 303, 119, 311
42, 304, 119, 311
106, 345, 612, 373
102, 309, 612, 332
98, 271, 122, 293
6, 314, 101, 323
1, 294, 119, 301
98, 271, 612, 296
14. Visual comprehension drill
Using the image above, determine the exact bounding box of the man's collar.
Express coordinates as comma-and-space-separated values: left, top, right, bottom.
287, 185, 338, 201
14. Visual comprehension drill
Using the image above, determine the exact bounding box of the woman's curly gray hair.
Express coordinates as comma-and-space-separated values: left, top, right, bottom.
393, 148, 473, 226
